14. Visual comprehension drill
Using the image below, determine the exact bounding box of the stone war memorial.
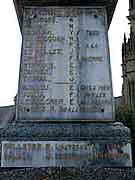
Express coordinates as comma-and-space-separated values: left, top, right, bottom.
0, 0, 135, 179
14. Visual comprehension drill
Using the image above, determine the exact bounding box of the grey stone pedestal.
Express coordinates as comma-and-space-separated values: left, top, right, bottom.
0, 122, 134, 179
0, 1, 133, 179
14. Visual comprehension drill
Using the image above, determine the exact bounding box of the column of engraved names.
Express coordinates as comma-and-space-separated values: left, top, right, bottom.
20, 11, 54, 113
68, 17, 79, 112
79, 30, 104, 112
46, 23, 66, 112
77, 11, 111, 112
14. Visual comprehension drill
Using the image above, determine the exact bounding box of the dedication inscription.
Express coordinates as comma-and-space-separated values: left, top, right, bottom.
17, 7, 113, 120
1, 141, 132, 167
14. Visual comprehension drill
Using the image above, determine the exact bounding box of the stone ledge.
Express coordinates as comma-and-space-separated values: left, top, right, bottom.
0, 122, 131, 142
0, 167, 134, 180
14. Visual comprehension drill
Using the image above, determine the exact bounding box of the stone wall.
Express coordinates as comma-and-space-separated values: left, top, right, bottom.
0, 106, 15, 128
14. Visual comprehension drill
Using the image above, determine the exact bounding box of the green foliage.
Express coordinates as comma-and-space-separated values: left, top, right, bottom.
116, 106, 135, 166
115, 105, 135, 128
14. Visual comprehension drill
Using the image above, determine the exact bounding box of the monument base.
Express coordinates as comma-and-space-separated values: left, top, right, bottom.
0, 167, 134, 180
0, 122, 132, 168
0, 121, 133, 179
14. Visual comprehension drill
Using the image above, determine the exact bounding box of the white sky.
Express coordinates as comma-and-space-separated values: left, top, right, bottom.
0, 0, 130, 106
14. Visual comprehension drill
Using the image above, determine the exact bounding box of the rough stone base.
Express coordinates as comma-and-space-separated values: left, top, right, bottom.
0, 168, 134, 180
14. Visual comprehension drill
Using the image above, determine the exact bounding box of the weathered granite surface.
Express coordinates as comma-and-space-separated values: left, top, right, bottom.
0, 122, 132, 168
0, 168, 134, 180
0, 122, 131, 142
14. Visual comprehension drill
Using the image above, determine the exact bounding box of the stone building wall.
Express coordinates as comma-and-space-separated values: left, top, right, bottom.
122, 0, 135, 108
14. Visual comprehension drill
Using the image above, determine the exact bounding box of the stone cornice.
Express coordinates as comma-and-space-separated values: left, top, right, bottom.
128, 9, 135, 21
0, 122, 131, 142
126, 70, 135, 74
13, 0, 118, 31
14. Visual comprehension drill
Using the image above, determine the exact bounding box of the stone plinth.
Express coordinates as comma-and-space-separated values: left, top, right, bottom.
0, 167, 134, 180
0, 122, 132, 168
